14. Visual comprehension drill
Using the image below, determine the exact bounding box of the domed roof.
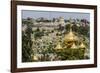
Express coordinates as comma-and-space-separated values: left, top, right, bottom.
64, 29, 78, 42
71, 43, 77, 49
54, 42, 63, 50
33, 55, 38, 60
79, 42, 86, 49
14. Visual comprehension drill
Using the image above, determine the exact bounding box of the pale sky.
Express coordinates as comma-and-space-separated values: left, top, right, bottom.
22, 10, 90, 21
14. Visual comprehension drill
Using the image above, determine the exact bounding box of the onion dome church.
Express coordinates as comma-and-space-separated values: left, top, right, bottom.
54, 19, 87, 59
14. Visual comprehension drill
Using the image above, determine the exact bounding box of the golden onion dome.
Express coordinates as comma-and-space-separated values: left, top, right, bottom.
71, 43, 77, 49
54, 42, 63, 50
79, 42, 86, 49
33, 55, 38, 60
64, 29, 78, 42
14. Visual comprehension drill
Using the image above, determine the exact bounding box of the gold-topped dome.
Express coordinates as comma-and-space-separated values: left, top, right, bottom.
33, 55, 38, 61
64, 28, 78, 42
71, 43, 77, 49
79, 42, 86, 49
54, 42, 63, 50
64, 18, 78, 42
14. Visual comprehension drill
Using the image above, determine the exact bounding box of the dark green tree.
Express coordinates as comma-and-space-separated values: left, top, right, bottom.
22, 18, 33, 62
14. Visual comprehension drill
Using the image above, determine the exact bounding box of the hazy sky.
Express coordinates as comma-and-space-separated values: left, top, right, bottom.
22, 10, 90, 21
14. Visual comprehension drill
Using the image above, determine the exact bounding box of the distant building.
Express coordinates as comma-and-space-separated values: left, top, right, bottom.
58, 17, 65, 26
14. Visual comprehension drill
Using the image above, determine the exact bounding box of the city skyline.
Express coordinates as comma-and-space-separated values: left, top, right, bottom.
22, 10, 90, 21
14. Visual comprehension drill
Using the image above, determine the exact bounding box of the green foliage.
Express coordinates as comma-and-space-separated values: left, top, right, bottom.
34, 28, 44, 39
65, 24, 70, 32
65, 23, 90, 38
22, 22, 33, 62
79, 26, 89, 37
55, 48, 85, 60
